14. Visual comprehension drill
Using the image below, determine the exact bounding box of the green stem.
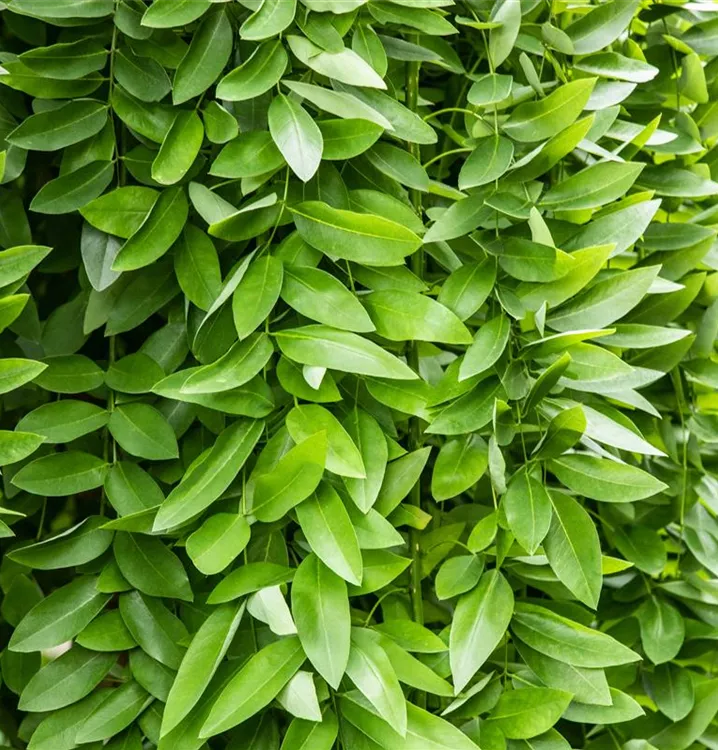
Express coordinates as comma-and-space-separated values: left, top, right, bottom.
671, 367, 689, 572
423, 148, 472, 170
405, 54, 425, 637
36, 498, 46, 541
100, 335, 117, 518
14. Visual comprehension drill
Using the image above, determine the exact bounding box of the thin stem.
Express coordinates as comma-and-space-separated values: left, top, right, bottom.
36, 499, 46, 541
363, 587, 406, 627
405, 52, 425, 672
671, 368, 689, 572
423, 107, 483, 123
423, 148, 472, 170
242, 470, 259, 652
100, 335, 117, 518
259, 167, 290, 256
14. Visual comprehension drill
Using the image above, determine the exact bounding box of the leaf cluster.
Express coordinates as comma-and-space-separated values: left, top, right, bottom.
0, 0, 715, 749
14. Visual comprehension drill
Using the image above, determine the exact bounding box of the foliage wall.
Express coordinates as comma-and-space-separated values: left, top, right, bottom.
0, 0, 716, 748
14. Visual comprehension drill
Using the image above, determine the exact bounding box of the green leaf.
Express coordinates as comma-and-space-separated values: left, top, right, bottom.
566, 0, 640, 54
10, 577, 109, 653
511, 116, 595, 184
173, 224, 221, 311
24, 691, 108, 750
615, 525, 666, 576
504, 469, 552, 555
20, 39, 107, 78
181, 334, 273, 394
575, 52, 658, 83
367, 142, 429, 191
498, 238, 575, 283
77, 609, 136, 652
290, 201, 422, 267
276, 325, 417, 380
287, 35, 385, 88
81, 224, 121, 291
161, 602, 244, 736
348, 549, 411, 596
550, 454, 668, 502
200, 636, 305, 737
151, 113, 204, 186
8, 100, 108, 151
648, 663, 695, 722
142, 0, 211, 28
119, 591, 187, 669
296, 482, 362, 584
435, 555, 484, 600
241, 0, 296, 41
75, 680, 152, 743
0, 357, 46, 394
9, 517, 112, 570
468, 73, 513, 106
411, 701, 483, 749
19, 646, 115, 712
111, 86, 175, 143
459, 314, 510, 381
544, 491, 603, 609
459, 136, 513, 189
281, 713, 338, 750
208, 561, 295, 604
431, 434, 487, 501
251, 432, 327, 522
0, 430, 44, 466
291, 553, 350, 689
153, 419, 263, 531
211, 131, 285, 178
115, 48, 171, 103
109, 403, 179, 460
81, 186, 159, 239
347, 627, 407, 735
511, 603, 640, 667
374, 620, 447, 654
534, 406, 586, 459
269, 94, 323, 183
281, 265, 375, 332
105, 461, 164, 516
202, 101, 237, 144
363, 290, 472, 344
13, 452, 108, 496
129, 650, 175, 703
637, 596, 684, 665
515, 640, 612, 706
284, 80, 392, 129
113, 533, 193, 601
563, 687, 644, 725
547, 266, 659, 332
450, 569, 514, 693
172, 9, 232, 104
186, 513, 251, 575
541, 162, 644, 211
488, 687, 572, 739
30, 161, 114, 215
0, 245, 51, 286
113, 186, 188, 271
233, 255, 284, 339
502, 79, 596, 142
217, 40, 288, 101
342, 408, 387, 512
650, 679, 718, 750
319, 118, 384, 160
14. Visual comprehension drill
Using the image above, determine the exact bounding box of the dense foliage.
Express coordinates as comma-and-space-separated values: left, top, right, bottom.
0, 0, 717, 748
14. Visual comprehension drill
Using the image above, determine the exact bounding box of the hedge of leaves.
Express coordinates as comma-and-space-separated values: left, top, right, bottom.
0, 0, 717, 748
